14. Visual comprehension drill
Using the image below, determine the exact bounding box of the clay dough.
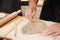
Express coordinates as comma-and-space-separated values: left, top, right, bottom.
21, 19, 46, 34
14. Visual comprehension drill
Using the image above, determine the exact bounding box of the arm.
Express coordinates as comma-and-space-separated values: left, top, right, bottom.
29, 0, 38, 9
25, 0, 38, 19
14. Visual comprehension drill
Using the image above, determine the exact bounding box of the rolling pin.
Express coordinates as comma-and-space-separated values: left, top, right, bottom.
0, 10, 21, 27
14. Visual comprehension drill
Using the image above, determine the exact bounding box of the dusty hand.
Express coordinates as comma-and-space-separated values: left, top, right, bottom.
41, 23, 60, 37
24, 7, 36, 20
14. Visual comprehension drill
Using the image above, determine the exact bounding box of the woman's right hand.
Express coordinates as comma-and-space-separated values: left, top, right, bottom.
24, 6, 36, 20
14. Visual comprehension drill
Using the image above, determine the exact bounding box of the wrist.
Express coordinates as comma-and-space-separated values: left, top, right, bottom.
29, 5, 36, 11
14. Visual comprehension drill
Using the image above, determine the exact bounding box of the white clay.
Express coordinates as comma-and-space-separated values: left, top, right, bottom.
21, 19, 46, 34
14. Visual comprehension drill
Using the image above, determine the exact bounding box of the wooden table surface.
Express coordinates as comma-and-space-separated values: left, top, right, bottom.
0, 13, 60, 40
0, 13, 23, 39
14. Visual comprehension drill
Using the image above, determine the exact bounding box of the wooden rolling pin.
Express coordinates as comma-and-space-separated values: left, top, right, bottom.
0, 10, 21, 27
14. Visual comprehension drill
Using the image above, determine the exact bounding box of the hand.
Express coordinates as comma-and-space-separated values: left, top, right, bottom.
41, 23, 60, 37
24, 7, 36, 20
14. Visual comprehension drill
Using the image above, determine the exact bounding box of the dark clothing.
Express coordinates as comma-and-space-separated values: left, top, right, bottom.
40, 0, 60, 22
0, 0, 22, 15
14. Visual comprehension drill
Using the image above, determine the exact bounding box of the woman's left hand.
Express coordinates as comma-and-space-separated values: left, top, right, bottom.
41, 23, 60, 37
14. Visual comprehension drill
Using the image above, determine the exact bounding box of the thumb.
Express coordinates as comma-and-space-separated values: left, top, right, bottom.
31, 11, 36, 18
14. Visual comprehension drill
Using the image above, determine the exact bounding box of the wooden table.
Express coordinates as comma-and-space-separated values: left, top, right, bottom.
0, 13, 23, 39
0, 14, 60, 40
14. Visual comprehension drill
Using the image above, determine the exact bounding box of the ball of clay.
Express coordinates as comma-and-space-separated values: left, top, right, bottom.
21, 19, 46, 34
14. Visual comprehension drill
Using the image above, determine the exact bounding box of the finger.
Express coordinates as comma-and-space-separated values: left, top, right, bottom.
41, 27, 56, 36
45, 31, 56, 36
24, 9, 28, 17
24, 13, 29, 18
29, 15, 32, 20
51, 33, 59, 37
31, 13, 35, 19
28, 12, 33, 20
41, 28, 51, 35
31, 10, 36, 17
25, 14, 32, 20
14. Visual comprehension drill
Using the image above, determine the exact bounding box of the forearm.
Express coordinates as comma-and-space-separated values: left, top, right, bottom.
29, 0, 38, 8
